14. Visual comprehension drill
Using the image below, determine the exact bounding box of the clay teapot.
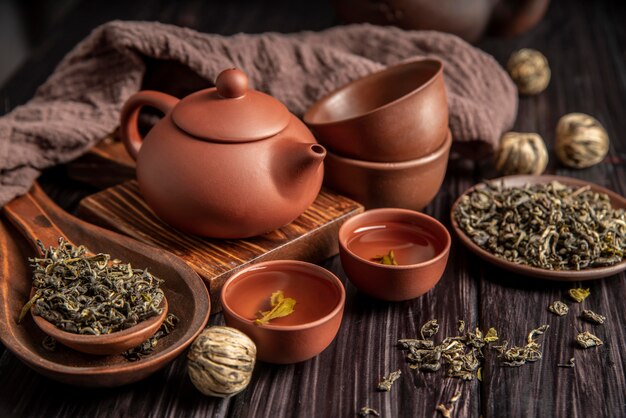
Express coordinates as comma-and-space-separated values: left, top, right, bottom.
332, 0, 550, 42
119, 68, 326, 239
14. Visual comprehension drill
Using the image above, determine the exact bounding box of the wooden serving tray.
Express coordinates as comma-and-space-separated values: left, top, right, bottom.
78, 181, 363, 312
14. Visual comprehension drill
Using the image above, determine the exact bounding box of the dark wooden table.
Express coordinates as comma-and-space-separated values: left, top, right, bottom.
1, 0, 625, 417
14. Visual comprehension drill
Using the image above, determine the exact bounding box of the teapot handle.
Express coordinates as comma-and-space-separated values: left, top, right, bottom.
119, 91, 179, 160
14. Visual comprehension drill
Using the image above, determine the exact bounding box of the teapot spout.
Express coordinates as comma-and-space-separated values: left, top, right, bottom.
273, 142, 326, 198
294, 143, 326, 176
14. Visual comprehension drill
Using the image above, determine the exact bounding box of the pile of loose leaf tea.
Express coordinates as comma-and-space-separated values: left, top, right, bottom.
19, 238, 165, 335
455, 181, 626, 270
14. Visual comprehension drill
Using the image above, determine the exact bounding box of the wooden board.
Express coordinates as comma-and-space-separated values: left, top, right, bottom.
78, 181, 363, 312
66, 135, 136, 189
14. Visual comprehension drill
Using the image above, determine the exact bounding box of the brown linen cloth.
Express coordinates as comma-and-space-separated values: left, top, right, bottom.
0, 21, 517, 207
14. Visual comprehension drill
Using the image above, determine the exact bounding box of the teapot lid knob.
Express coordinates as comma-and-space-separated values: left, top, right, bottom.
216, 68, 248, 98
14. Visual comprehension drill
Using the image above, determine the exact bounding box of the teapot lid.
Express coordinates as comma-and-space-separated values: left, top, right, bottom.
171, 68, 290, 142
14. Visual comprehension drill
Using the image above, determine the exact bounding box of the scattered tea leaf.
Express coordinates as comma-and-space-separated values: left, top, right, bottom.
41, 335, 56, 352
569, 288, 590, 303
421, 319, 440, 339
400, 321, 491, 380
398, 339, 434, 349
576, 331, 603, 348
371, 250, 398, 266
580, 309, 606, 325
377, 369, 401, 392
358, 407, 380, 417
494, 325, 548, 367
477, 367, 482, 381
122, 313, 179, 361
557, 357, 575, 368
457, 320, 465, 334
436, 390, 462, 418
484, 328, 499, 343
548, 301, 569, 316
254, 290, 296, 326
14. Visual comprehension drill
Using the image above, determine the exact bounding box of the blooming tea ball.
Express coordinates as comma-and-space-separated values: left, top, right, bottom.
495, 132, 548, 175
555, 113, 609, 168
187, 326, 256, 397
507, 49, 550, 95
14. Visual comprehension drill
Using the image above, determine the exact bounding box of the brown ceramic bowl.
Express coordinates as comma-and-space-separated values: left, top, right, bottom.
221, 260, 345, 364
339, 208, 451, 301
31, 289, 168, 356
324, 129, 451, 210
303, 59, 448, 162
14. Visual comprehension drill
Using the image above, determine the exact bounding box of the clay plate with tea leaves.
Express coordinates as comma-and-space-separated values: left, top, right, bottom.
451, 175, 626, 281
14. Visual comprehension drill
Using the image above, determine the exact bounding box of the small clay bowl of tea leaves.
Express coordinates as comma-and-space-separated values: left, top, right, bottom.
338, 208, 451, 301
28, 287, 168, 356
221, 260, 345, 364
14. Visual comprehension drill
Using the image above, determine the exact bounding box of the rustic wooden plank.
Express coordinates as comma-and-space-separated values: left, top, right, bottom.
476, 1, 626, 417
77, 181, 363, 313
65, 135, 136, 189
0, 0, 625, 417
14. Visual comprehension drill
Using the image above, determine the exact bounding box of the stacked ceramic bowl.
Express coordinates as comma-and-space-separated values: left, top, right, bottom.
304, 59, 451, 210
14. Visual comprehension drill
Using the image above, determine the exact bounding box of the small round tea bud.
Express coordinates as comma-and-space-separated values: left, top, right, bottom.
495, 132, 548, 175
187, 326, 256, 397
507, 49, 550, 95
555, 113, 609, 168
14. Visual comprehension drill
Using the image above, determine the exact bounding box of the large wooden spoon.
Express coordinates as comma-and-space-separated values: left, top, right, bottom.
3, 185, 168, 356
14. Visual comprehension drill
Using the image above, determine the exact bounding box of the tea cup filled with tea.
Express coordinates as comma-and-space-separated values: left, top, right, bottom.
304, 59, 448, 162
338, 208, 451, 301
220, 260, 345, 364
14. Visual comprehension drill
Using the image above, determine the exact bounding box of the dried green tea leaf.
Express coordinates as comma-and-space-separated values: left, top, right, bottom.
358, 407, 380, 417
457, 320, 465, 334
484, 328, 499, 343
548, 301, 569, 316
464, 328, 485, 349
576, 331, 603, 348
477, 367, 482, 381
557, 357, 575, 368
255, 290, 296, 326
42, 336, 56, 352
377, 369, 401, 392
527, 324, 549, 344
421, 319, 440, 339
122, 313, 179, 361
17, 292, 40, 324
371, 250, 398, 266
569, 288, 590, 303
495, 325, 548, 367
436, 391, 461, 418
436, 403, 453, 418
450, 391, 461, 403
398, 339, 434, 349
581, 309, 606, 325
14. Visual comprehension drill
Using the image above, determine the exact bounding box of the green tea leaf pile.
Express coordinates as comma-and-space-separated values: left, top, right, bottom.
455, 181, 626, 270
21, 238, 165, 335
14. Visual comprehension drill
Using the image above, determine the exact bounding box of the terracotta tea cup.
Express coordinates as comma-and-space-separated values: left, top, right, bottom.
221, 260, 345, 364
304, 59, 448, 162
339, 208, 450, 301
324, 129, 451, 210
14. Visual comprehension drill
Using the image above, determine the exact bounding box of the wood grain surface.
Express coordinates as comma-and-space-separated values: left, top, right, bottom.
77, 181, 363, 312
0, 0, 625, 417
